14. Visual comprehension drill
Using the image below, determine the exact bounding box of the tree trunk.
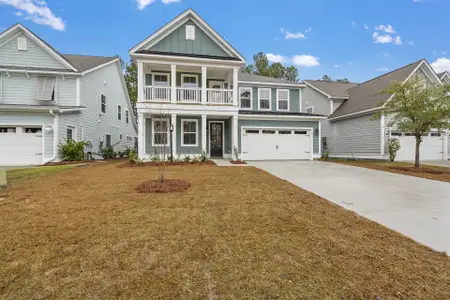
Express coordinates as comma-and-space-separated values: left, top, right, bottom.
414, 136, 421, 168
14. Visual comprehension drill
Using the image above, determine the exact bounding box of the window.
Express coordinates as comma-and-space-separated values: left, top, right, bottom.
34, 76, 56, 101
120, 134, 123, 140
67, 126, 75, 141
117, 105, 122, 120
278, 130, 292, 135
153, 73, 169, 86
101, 94, 106, 113
245, 129, 259, 134
17, 36, 27, 51
262, 130, 276, 134
306, 107, 314, 114
258, 88, 271, 110
181, 75, 198, 87
390, 132, 402, 137
430, 132, 441, 137
240, 87, 252, 109
294, 131, 308, 135
186, 25, 195, 40
126, 110, 129, 124
24, 127, 41, 133
152, 119, 169, 146
181, 119, 198, 146
277, 89, 290, 111
105, 134, 111, 147
0, 126, 16, 133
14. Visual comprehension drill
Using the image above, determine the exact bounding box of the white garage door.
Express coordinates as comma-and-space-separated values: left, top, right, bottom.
393, 132, 444, 161
241, 128, 312, 160
0, 126, 43, 166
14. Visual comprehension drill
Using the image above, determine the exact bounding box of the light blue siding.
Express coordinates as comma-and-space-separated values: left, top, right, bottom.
238, 85, 301, 113
150, 20, 231, 57
0, 33, 68, 70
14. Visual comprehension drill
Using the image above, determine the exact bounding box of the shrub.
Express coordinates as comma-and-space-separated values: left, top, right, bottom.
128, 149, 142, 164
101, 146, 116, 160
58, 139, 87, 161
388, 138, 401, 162
199, 150, 208, 162
123, 146, 132, 157
150, 155, 160, 163
233, 146, 241, 162
184, 155, 191, 162
117, 151, 125, 158
321, 150, 329, 161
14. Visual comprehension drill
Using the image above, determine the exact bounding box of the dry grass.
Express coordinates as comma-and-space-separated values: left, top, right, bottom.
332, 160, 450, 183
0, 162, 449, 299
135, 179, 191, 193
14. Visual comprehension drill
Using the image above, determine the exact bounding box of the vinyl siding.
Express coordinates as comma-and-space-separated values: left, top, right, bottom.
59, 61, 136, 158
326, 113, 381, 156
332, 99, 345, 113
238, 119, 320, 154
0, 33, 68, 70
238, 85, 301, 113
0, 111, 55, 159
302, 86, 330, 115
150, 20, 231, 57
56, 77, 77, 106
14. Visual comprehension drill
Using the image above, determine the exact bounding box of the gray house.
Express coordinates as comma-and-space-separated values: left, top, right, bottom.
304, 59, 450, 161
0, 24, 137, 166
130, 9, 325, 161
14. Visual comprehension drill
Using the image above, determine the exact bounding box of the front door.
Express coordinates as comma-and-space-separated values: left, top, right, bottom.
210, 122, 223, 157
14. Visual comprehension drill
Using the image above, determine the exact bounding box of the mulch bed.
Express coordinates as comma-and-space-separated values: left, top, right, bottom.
388, 166, 450, 175
135, 179, 191, 193
230, 160, 247, 165
118, 160, 216, 168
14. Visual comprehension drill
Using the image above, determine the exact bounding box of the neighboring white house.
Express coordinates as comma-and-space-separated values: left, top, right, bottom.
303, 59, 450, 161
0, 24, 137, 166
130, 8, 326, 161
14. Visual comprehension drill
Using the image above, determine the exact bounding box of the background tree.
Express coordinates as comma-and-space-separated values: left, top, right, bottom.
375, 76, 450, 167
268, 62, 285, 79
284, 66, 299, 82
321, 75, 350, 83
114, 55, 138, 108
336, 78, 350, 83
242, 52, 299, 82
322, 75, 332, 82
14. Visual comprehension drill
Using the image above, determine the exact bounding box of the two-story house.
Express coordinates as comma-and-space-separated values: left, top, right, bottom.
130, 9, 326, 161
0, 24, 137, 166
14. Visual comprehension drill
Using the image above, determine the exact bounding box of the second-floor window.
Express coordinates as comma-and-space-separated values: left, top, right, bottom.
153, 74, 169, 86
258, 88, 271, 110
277, 89, 289, 111
117, 105, 122, 120
101, 94, 106, 113
126, 110, 129, 124
240, 87, 252, 109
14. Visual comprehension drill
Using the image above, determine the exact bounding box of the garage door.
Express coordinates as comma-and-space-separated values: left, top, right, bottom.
0, 126, 43, 166
241, 128, 312, 160
392, 132, 444, 161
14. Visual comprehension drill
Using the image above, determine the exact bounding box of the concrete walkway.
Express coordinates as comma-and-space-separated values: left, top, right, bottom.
249, 160, 450, 253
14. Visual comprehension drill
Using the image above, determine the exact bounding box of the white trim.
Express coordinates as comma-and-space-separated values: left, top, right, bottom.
318, 121, 322, 155
276, 89, 290, 111
238, 114, 327, 121
134, 55, 244, 67
151, 118, 170, 147
440, 72, 450, 82
208, 120, 225, 157
129, 9, 246, 62
299, 88, 302, 112
404, 60, 443, 86
238, 80, 305, 88
329, 107, 380, 121
241, 126, 314, 161
303, 81, 333, 98
0, 68, 82, 76
81, 59, 119, 75
258, 88, 271, 111
305, 106, 314, 114
136, 102, 239, 114
0, 24, 78, 71
181, 74, 199, 88
380, 114, 385, 156
180, 118, 199, 147
208, 80, 224, 89
152, 72, 171, 86
239, 87, 252, 110
330, 100, 334, 115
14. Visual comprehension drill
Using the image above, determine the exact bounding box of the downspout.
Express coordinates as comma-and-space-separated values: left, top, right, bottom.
44, 109, 58, 163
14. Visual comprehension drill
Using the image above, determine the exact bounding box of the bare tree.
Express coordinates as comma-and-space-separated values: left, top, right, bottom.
151, 107, 171, 183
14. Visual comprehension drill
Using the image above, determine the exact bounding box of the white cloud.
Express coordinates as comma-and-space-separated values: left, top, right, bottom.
0, 0, 65, 31
364, 24, 369, 30
161, 0, 180, 3
304, 26, 312, 33
431, 58, 450, 73
374, 24, 396, 34
292, 55, 320, 67
14, 11, 23, 16
266, 53, 320, 67
376, 67, 390, 72
373, 32, 393, 44
137, 0, 155, 9
394, 36, 402, 45
285, 31, 306, 40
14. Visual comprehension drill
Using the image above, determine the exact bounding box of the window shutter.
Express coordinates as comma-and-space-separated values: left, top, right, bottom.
17, 36, 27, 51
34, 76, 56, 101
186, 25, 195, 40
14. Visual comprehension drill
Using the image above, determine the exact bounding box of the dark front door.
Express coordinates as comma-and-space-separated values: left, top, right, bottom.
210, 122, 223, 157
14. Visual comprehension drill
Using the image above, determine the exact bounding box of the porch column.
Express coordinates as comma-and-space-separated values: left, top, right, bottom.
201, 114, 207, 153
232, 67, 239, 106
202, 66, 207, 104
232, 115, 238, 158
171, 114, 177, 156
138, 113, 145, 159
171, 64, 177, 103
137, 62, 144, 102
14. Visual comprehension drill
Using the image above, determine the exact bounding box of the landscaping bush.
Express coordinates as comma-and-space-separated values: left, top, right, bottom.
321, 150, 329, 161
58, 139, 87, 161
128, 149, 142, 164
101, 146, 116, 159
199, 150, 208, 162
388, 138, 401, 162
184, 155, 191, 162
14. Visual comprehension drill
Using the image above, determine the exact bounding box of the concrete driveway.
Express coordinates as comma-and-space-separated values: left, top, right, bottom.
249, 161, 450, 253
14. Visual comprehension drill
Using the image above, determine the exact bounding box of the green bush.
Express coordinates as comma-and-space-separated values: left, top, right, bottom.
184, 155, 191, 162
101, 146, 116, 159
199, 150, 208, 162
321, 150, 329, 161
150, 155, 160, 162
388, 138, 401, 162
58, 139, 87, 161
128, 149, 142, 164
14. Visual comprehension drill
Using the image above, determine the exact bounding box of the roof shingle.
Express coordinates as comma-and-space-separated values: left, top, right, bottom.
303, 80, 358, 98
61, 54, 117, 72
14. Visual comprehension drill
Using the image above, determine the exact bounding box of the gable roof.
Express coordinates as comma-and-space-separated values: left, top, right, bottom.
61, 54, 117, 72
303, 80, 358, 98
238, 72, 305, 87
438, 71, 450, 81
330, 59, 424, 119
129, 8, 246, 62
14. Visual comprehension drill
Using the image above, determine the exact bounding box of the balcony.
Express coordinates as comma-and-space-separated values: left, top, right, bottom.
142, 86, 233, 105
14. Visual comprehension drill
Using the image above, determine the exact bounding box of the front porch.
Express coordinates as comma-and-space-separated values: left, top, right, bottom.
139, 113, 238, 160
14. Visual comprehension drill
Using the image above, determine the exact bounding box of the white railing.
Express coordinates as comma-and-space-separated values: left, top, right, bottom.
207, 89, 233, 105
143, 86, 171, 102
176, 87, 202, 103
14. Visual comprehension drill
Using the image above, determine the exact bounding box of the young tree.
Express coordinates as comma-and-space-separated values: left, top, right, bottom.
376, 76, 450, 167
253, 52, 270, 76
124, 64, 138, 106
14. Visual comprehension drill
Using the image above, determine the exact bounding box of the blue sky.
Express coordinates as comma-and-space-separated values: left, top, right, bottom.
1, 0, 450, 82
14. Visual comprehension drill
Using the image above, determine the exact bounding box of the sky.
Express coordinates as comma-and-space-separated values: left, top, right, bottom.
0, 0, 450, 83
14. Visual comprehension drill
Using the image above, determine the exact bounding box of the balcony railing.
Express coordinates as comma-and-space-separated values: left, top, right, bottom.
142, 86, 234, 105
206, 88, 233, 105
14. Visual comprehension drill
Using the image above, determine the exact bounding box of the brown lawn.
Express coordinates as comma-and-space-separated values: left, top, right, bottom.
0, 162, 449, 299
331, 160, 450, 183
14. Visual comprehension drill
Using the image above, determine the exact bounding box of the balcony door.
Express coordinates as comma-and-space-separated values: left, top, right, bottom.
181, 74, 199, 102
152, 73, 170, 101
208, 80, 224, 103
